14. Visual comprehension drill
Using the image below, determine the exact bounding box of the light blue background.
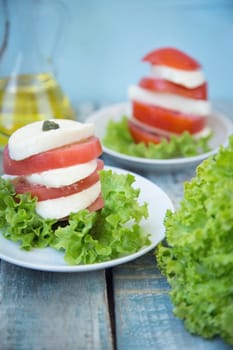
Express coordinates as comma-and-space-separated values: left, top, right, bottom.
1, 0, 233, 107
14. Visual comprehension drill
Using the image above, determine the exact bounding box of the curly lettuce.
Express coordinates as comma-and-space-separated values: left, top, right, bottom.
0, 170, 151, 265
156, 135, 233, 345
103, 116, 212, 159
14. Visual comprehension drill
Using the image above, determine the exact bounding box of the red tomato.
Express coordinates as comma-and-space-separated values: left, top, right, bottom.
142, 47, 201, 71
12, 160, 104, 201
128, 119, 165, 145
132, 100, 207, 134
87, 194, 104, 212
139, 78, 208, 100
3, 136, 102, 175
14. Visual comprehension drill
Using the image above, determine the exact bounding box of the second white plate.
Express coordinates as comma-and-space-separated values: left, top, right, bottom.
87, 102, 233, 171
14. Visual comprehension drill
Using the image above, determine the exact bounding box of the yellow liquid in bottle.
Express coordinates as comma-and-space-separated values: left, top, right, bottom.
0, 73, 76, 147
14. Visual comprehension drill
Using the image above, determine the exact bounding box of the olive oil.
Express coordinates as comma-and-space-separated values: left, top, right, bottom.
0, 73, 76, 147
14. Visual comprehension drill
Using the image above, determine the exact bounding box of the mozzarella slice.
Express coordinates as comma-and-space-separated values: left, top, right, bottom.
129, 116, 175, 137
8, 119, 94, 161
128, 85, 211, 116
129, 116, 211, 139
192, 126, 211, 138
36, 181, 101, 219
150, 65, 206, 88
26, 160, 97, 187
2, 160, 97, 187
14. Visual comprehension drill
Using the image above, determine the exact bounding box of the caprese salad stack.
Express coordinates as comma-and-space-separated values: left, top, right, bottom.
2, 119, 104, 220
128, 47, 211, 144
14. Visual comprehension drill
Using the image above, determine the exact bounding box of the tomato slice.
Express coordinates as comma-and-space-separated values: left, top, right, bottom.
139, 78, 207, 100
12, 160, 104, 201
3, 136, 102, 175
128, 119, 164, 145
132, 100, 207, 134
87, 194, 104, 212
142, 47, 201, 71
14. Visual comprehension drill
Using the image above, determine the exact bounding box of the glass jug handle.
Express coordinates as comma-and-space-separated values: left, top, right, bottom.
35, 0, 69, 74
0, 0, 10, 61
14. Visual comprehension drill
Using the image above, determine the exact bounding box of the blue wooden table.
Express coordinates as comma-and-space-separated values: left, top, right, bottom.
0, 101, 232, 350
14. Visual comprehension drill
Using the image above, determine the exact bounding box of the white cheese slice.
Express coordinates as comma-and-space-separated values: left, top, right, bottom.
36, 181, 101, 219
2, 160, 97, 187
128, 85, 211, 116
129, 116, 211, 138
150, 65, 206, 88
8, 119, 94, 161
25, 160, 97, 187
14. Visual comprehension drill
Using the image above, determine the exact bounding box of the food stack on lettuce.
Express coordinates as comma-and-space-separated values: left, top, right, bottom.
0, 119, 150, 264
103, 47, 212, 159
156, 135, 233, 345
3, 119, 104, 219
128, 47, 211, 144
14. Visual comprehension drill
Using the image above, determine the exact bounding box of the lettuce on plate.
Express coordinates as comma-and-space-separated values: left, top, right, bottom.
103, 116, 212, 159
0, 170, 151, 265
156, 136, 233, 345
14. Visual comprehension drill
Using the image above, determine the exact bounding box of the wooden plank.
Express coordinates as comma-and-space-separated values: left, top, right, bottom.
113, 252, 232, 350
0, 261, 113, 350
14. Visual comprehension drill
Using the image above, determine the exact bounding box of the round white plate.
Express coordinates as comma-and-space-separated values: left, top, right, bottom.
0, 166, 174, 272
87, 102, 233, 171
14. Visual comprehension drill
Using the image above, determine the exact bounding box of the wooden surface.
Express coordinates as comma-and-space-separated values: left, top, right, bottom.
0, 101, 232, 350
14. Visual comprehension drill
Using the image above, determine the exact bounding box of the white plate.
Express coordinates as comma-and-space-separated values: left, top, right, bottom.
87, 102, 233, 171
0, 166, 174, 272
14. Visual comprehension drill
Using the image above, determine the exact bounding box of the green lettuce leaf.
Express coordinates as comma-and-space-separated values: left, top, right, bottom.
0, 179, 56, 249
0, 170, 151, 265
103, 115, 212, 159
156, 135, 233, 345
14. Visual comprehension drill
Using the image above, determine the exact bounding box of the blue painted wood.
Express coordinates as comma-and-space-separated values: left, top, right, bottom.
60, 0, 233, 104
0, 262, 113, 350
113, 252, 232, 350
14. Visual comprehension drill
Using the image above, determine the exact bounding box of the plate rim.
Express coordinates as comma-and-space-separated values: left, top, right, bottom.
0, 165, 174, 272
86, 101, 233, 167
